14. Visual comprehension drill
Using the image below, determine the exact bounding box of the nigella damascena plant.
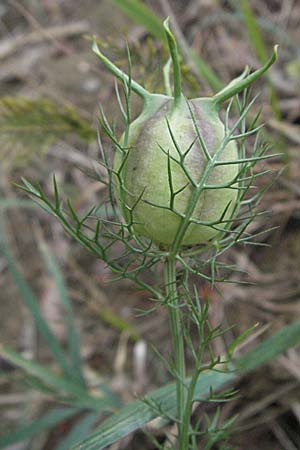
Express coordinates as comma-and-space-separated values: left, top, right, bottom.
93, 19, 277, 249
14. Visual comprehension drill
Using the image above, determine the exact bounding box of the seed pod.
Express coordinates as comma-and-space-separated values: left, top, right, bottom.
114, 96, 237, 245
93, 20, 278, 248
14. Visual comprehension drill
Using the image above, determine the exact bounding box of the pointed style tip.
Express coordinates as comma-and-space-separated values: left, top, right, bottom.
92, 38, 151, 99
92, 38, 101, 56
213, 44, 279, 106
163, 17, 170, 30
163, 17, 182, 103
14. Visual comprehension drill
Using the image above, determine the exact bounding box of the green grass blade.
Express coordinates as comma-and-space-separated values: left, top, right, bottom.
240, 0, 267, 62
0, 218, 75, 381
111, 0, 222, 91
39, 242, 85, 387
0, 344, 102, 409
71, 322, 300, 450
112, 0, 166, 43
53, 412, 99, 450
0, 407, 80, 448
239, 0, 281, 118
72, 372, 234, 450
236, 321, 300, 372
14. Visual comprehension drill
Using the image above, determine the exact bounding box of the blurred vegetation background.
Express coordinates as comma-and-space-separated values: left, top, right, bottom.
0, 1, 300, 449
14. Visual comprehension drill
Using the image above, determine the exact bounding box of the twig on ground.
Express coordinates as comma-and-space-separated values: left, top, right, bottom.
0, 21, 89, 60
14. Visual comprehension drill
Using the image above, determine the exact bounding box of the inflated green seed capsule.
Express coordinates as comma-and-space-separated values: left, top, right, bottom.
114, 96, 238, 245
93, 20, 278, 247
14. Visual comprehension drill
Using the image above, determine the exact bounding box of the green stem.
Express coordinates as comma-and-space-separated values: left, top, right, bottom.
163, 18, 182, 105
180, 347, 206, 448
164, 257, 186, 448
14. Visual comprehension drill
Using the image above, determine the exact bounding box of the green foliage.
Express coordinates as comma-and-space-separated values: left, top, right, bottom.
0, 211, 121, 448
19, 88, 279, 289
0, 407, 81, 448
0, 96, 96, 168
112, 0, 167, 43
53, 412, 99, 450
71, 322, 300, 450
95, 36, 201, 98
0, 218, 83, 385
9, 14, 290, 450
239, 0, 268, 62
113, 0, 284, 114
19, 35, 280, 448
228, 0, 281, 119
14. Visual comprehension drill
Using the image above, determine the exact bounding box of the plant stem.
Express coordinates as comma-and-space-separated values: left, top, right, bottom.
164, 256, 186, 448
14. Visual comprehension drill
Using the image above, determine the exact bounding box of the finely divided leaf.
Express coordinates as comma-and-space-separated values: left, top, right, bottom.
72, 322, 300, 450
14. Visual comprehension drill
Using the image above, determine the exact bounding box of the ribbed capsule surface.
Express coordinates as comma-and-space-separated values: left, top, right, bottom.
114, 95, 238, 246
